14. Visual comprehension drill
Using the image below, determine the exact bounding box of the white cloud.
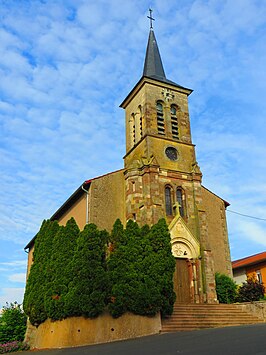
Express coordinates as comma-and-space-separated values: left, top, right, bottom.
8, 273, 26, 283
0, 261, 26, 268
0, 288, 25, 309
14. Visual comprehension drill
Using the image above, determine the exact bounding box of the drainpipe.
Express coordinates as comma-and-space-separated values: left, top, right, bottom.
81, 185, 90, 224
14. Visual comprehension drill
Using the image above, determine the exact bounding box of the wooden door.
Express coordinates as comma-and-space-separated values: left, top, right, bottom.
173, 258, 191, 303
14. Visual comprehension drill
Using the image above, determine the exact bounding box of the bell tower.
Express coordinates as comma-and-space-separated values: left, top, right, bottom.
122, 28, 195, 161
120, 27, 202, 228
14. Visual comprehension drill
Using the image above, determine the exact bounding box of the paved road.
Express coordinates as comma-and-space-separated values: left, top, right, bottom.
23, 323, 266, 355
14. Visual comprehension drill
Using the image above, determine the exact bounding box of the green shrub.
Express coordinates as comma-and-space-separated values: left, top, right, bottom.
237, 278, 265, 302
215, 273, 237, 304
0, 303, 27, 344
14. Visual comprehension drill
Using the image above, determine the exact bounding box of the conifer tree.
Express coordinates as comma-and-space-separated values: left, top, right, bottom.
110, 218, 125, 248
108, 218, 175, 318
44, 218, 80, 320
145, 218, 176, 317
23, 219, 60, 325
107, 220, 140, 318
64, 223, 108, 318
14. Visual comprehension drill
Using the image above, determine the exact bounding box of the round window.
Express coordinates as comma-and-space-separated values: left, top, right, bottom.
165, 147, 178, 161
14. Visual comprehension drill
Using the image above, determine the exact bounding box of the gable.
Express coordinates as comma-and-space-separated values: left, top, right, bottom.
169, 214, 200, 259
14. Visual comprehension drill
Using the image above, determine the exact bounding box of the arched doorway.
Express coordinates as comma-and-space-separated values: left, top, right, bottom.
169, 216, 201, 304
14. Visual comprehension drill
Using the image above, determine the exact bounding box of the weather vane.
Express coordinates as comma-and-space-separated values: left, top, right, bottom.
147, 8, 155, 29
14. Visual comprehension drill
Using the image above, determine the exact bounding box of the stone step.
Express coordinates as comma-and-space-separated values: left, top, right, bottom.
163, 317, 262, 324
163, 319, 262, 325
171, 309, 255, 317
168, 312, 259, 318
172, 306, 244, 310
161, 304, 264, 332
161, 323, 260, 332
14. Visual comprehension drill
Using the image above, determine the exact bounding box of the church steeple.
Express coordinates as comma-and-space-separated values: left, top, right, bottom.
142, 28, 188, 90
143, 29, 166, 81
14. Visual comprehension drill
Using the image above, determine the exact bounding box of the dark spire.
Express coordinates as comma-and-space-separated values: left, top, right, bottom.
143, 29, 166, 81
142, 27, 186, 89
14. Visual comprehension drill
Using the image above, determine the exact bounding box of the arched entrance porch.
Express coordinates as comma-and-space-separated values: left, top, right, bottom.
169, 216, 202, 303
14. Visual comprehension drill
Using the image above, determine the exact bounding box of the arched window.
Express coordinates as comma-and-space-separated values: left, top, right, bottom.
171, 104, 179, 140
176, 188, 185, 217
156, 101, 165, 135
165, 186, 173, 216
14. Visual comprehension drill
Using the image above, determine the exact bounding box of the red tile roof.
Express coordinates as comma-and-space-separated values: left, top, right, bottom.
232, 251, 266, 269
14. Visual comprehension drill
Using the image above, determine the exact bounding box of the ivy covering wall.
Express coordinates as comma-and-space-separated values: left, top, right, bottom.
23, 218, 176, 326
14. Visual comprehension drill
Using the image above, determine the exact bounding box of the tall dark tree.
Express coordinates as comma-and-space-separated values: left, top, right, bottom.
44, 218, 80, 320
64, 223, 108, 318
109, 218, 125, 248
145, 218, 176, 317
23, 219, 60, 325
108, 218, 175, 318
107, 220, 141, 318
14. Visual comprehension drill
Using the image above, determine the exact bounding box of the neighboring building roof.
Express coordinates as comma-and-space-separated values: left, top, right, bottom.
232, 252, 266, 269
24, 168, 124, 250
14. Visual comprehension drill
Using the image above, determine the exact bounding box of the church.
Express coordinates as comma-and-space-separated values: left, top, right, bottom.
25, 21, 232, 306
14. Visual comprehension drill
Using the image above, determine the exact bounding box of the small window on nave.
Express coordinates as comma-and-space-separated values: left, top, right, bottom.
156, 101, 165, 135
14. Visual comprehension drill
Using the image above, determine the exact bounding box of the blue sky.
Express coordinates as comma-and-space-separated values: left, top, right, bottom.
0, 0, 266, 309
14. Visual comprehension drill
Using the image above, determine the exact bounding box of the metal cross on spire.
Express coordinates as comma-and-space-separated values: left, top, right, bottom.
147, 8, 155, 29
